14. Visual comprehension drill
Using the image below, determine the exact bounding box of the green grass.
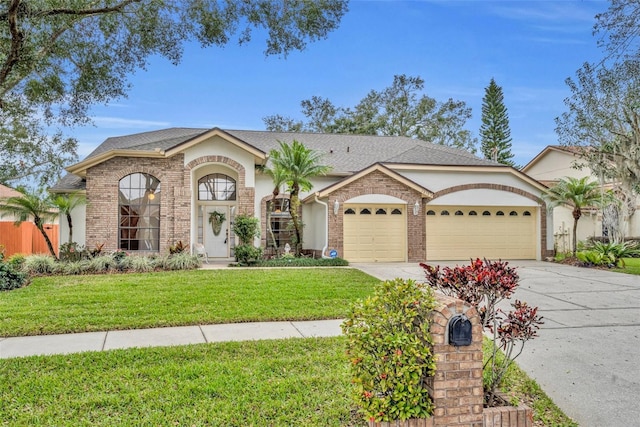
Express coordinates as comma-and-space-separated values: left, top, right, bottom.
614, 257, 640, 274
0, 337, 366, 427
0, 268, 378, 337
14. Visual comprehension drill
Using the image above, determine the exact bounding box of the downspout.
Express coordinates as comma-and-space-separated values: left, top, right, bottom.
314, 193, 331, 259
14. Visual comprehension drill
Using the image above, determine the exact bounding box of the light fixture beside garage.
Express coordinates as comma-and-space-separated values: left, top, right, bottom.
333, 200, 340, 215
413, 200, 420, 216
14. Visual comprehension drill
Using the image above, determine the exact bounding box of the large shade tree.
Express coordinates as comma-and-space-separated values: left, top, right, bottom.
267, 140, 331, 256
264, 74, 477, 153
480, 78, 514, 166
0, 187, 58, 258
0, 0, 349, 186
544, 176, 602, 256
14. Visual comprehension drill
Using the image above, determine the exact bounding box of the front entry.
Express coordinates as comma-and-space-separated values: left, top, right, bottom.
204, 206, 233, 258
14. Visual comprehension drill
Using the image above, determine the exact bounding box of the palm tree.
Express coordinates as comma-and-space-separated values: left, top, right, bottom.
544, 176, 602, 256
51, 192, 86, 244
261, 163, 288, 251
268, 140, 331, 256
0, 188, 58, 259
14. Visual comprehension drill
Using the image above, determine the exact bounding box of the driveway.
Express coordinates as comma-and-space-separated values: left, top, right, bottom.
353, 261, 640, 427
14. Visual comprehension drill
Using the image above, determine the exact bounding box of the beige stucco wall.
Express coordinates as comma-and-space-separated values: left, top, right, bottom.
524, 150, 587, 181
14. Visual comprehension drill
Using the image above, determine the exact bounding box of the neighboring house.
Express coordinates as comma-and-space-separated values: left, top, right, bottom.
0, 184, 59, 257
522, 145, 640, 252
50, 128, 552, 262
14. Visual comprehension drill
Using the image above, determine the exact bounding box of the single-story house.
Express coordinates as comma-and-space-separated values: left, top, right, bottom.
51, 128, 553, 262
522, 145, 640, 252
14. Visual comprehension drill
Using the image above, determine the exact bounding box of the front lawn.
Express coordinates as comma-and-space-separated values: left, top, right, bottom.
614, 257, 640, 274
0, 268, 378, 337
0, 337, 364, 427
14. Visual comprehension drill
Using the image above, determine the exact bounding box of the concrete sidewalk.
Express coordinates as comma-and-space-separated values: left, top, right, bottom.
0, 319, 344, 359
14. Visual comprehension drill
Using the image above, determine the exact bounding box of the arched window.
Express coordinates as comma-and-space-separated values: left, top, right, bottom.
441, 210, 450, 216
469, 211, 478, 216
119, 173, 161, 251
376, 208, 387, 215
510, 211, 518, 216
344, 208, 356, 215
483, 211, 491, 216
360, 208, 372, 215
455, 210, 464, 216
391, 208, 402, 215
198, 174, 236, 201
496, 211, 505, 216
426, 210, 436, 216
523, 211, 532, 216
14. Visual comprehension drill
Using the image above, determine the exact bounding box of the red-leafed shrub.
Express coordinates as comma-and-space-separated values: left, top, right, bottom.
421, 258, 543, 406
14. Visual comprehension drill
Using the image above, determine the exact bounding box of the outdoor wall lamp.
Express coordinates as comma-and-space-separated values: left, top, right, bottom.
413, 200, 420, 216
333, 200, 340, 215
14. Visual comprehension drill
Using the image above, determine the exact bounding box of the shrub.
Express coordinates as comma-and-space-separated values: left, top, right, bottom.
251, 257, 349, 267
422, 258, 543, 406
0, 258, 28, 291
62, 260, 91, 275
234, 244, 263, 265
6, 253, 26, 270
87, 255, 117, 273
168, 241, 188, 254
130, 255, 155, 273
342, 278, 437, 422
579, 241, 640, 267
165, 253, 201, 270
232, 214, 260, 245
59, 242, 89, 262
23, 254, 57, 275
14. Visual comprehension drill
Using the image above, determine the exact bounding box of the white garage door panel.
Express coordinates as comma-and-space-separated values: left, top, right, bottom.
426, 206, 536, 260
344, 205, 406, 262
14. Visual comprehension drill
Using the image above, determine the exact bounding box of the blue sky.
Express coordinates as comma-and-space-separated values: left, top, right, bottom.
75, 0, 607, 167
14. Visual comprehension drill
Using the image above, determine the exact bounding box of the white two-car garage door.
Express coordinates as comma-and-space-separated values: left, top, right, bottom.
343, 204, 406, 262
426, 206, 537, 260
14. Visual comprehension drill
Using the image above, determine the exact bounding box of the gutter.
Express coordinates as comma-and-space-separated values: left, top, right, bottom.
314, 193, 331, 259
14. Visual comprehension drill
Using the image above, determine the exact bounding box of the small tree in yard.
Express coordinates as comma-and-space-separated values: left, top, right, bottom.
421, 258, 543, 406
232, 214, 262, 265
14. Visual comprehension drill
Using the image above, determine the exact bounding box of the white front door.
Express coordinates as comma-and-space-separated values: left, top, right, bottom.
204, 206, 230, 258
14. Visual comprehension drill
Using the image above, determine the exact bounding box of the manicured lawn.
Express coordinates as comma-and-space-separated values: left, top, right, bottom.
0, 337, 366, 427
615, 257, 640, 274
0, 268, 378, 337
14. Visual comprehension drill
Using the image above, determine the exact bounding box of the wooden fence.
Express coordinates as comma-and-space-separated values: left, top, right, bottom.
0, 222, 59, 257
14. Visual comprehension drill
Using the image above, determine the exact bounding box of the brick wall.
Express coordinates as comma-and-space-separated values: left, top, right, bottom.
328, 170, 427, 262
427, 295, 484, 427
85, 155, 190, 253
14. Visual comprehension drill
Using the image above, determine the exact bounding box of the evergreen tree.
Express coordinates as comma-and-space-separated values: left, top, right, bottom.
480, 78, 515, 166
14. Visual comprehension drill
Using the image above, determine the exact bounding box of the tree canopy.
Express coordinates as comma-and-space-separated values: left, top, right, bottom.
479, 78, 514, 166
0, 0, 349, 186
263, 74, 477, 153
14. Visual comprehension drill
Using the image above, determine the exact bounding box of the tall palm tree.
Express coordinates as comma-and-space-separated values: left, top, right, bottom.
544, 176, 602, 256
51, 192, 86, 244
0, 188, 58, 258
268, 140, 331, 256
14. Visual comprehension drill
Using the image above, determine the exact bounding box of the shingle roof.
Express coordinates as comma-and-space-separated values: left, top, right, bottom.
0, 184, 22, 198
55, 127, 502, 191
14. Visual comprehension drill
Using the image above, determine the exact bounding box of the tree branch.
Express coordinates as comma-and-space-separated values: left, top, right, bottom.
0, 0, 25, 100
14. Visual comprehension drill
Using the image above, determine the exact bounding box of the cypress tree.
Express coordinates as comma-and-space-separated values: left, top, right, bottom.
480, 78, 515, 166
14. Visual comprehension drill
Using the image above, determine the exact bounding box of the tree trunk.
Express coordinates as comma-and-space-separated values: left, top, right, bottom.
266, 198, 278, 251
572, 208, 581, 256
289, 190, 303, 256
35, 216, 58, 259
66, 212, 73, 243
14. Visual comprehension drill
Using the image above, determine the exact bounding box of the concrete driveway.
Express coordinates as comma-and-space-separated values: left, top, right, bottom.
353, 261, 640, 427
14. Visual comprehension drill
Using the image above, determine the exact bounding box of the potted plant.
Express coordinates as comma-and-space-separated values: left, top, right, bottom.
208, 210, 226, 236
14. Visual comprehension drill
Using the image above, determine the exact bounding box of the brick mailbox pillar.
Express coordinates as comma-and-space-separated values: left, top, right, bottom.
426, 295, 484, 427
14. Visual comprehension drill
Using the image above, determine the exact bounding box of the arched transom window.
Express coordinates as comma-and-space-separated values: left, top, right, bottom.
198, 174, 236, 201
119, 173, 161, 251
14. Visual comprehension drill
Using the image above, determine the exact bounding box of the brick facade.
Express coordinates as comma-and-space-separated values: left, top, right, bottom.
85, 154, 254, 254
327, 170, 428, 263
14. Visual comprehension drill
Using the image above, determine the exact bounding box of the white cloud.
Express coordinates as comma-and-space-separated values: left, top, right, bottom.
91, 116, 171, 128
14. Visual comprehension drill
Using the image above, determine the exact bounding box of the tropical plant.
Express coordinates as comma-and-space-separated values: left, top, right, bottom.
544, 176, 602, 256
342, 278, 438, 422
22, 254, 57, 275
578, 240, 640, 267
51, 193, 86, 244
267, 140, 331, 256
0, 255, 28, 291
421, 258, 543, 406
168, 240, 188, 254
0, 187, 58, 258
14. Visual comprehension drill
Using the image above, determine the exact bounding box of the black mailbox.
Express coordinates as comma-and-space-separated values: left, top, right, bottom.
449, 314, 472, 346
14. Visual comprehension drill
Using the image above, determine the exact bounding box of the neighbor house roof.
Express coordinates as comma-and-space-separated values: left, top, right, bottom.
53, 127, 503, 191
0, 184, 22, 198
521, 145, 583, 173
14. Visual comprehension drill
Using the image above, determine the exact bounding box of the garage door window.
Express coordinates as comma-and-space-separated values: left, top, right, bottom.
469, 210, 477, 216
483, 211, 491, 216
427, 210, 435, 216
523, 211, 532, 216
376, 208, 387, 215
391, 208, 402, 215
455, 210, 464, 216
360, 208, 371, 214
441, 210, 450, 215
496, 211, 505, 216
345, 208, 356, 215
510, 211, 518, 216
